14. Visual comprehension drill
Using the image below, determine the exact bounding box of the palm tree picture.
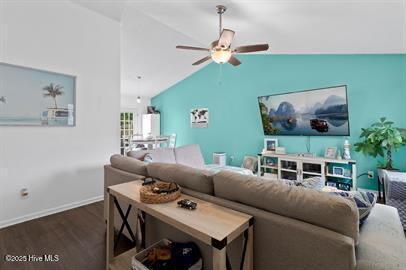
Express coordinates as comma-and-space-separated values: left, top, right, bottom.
42, 83, 64, 109
0, 62, 75, 126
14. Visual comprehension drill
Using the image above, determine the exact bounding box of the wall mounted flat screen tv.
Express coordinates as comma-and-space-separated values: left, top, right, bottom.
258, 85, 350, 136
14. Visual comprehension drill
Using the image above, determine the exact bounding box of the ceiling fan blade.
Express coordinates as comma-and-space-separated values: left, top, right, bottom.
234, 44, 269, 53
192, 56, 212, 66
228, 55, 241, 66
176, 45, 209, 51
218, 29, 235, 48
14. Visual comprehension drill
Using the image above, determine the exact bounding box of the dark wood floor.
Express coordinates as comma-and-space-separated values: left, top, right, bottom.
0, 201, 134, 270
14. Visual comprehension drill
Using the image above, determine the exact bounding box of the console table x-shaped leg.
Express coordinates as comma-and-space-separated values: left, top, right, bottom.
113, 198, 145, 250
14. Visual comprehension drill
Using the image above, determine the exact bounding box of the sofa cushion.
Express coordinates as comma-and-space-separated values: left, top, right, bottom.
110, 154, 148, 176
174, 144, 205, 169
299, 176, 325, 190
356, 204, 406, 270
213, 171, 359, 243
147, 162, 214, 195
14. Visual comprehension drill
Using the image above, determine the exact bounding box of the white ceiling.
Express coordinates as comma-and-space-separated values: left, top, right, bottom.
119, 6, 210, 100
71, 0, 406, 98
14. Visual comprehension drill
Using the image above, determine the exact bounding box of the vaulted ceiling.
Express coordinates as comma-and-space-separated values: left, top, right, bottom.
71, 0, 406, 98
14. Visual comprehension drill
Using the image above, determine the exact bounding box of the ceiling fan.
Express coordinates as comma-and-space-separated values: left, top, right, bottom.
176, 5, 269, 66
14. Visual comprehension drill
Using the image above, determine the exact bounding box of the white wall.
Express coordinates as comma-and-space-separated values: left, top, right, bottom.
0, 1, 120, 228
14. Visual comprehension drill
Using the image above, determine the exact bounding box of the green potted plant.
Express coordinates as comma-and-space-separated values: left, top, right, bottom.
355, 117, 405, 178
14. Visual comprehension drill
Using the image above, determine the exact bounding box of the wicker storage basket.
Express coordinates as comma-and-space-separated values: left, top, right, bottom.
131, 239, 203, 270
140, 182, 181, 204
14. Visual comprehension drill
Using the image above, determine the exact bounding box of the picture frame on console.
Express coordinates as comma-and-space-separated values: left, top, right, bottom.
325, 147, 337, 159
264, 138, 278, 152
332, 166, 345, 176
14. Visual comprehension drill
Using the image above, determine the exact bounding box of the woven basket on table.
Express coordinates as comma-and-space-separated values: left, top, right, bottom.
140, 182, 181, 204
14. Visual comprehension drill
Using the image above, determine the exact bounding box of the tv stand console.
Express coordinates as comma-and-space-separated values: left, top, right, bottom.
257, 153, 357, 191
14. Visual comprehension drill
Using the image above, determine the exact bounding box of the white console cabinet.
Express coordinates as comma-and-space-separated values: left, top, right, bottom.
258, 153, 357, 191
277, 157, 325, 182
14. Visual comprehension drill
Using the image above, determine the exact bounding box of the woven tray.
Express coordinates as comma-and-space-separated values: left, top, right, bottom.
140, 182, 181, 204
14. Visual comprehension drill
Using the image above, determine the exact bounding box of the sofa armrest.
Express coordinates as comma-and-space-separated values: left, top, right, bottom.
104, 165, 145, 190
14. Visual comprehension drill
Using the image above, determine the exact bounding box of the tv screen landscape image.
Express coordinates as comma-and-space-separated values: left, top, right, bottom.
258, 85, 350, 136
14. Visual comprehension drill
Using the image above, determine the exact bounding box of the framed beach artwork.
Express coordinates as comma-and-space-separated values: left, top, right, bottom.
0, 62, 76, 126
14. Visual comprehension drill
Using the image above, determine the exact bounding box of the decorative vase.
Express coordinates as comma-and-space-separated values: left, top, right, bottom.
337, 149, 342, 160
343, 139, 351, 160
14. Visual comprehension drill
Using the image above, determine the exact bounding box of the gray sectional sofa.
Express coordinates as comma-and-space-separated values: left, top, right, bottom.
126, 144, 207, 169
104, 154, 406, 270
126, 144, 253, 175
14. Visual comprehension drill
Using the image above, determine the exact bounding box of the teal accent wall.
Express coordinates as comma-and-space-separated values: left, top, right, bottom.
152, 54, 406, 190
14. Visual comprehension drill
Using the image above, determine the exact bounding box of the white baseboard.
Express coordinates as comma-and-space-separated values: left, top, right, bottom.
0, 195, 104, 229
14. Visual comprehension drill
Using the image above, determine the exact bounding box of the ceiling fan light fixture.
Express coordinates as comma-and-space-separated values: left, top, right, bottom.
211, 48, 232, 64
176, 5, 270, 67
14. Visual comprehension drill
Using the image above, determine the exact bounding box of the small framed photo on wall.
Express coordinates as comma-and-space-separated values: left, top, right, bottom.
190, 108, 208, 128
264, 138, 278, 152
324, 147, 337, 159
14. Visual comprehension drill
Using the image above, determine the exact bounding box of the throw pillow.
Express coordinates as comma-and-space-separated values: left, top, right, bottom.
279, 177, 324, 190
135, 153, 148, 161
297, 176, 325, 190
143, 153, 153, 163
330, 190, 377, 226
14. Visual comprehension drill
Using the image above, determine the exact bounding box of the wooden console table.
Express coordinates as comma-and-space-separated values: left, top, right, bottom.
106, 180, 253, 270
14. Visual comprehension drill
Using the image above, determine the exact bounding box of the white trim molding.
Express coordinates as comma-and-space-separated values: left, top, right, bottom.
0, 195, 103, 229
